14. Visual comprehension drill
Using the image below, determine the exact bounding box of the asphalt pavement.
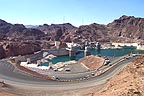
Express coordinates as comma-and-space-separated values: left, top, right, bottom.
0, 54, 139, 90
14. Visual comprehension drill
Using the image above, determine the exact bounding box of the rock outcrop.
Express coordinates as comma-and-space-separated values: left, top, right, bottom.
0, 45, 6, 59
74, 23, 109, 42
107, 15, 144, 42
37, 23, 77, 41
0, 19, 45, 41
22, 28, 45, 36
1, 42, 41, 57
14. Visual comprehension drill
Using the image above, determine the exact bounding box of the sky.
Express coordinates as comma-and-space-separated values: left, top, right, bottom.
0, 0, 144, 27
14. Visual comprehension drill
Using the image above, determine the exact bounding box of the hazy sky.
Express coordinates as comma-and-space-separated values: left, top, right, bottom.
0, 0, 144, 26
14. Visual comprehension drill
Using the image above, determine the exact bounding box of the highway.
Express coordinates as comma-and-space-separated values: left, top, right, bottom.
0, 54, 139, 90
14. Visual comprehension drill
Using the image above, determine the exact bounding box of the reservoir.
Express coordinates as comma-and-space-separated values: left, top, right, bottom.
42, 48, 144, 66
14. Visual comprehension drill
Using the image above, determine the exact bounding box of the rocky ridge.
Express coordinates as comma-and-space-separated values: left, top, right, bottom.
107, 15, 144, 42
36, 15, 144, 43
1, 15, 144, 43
0, 15, 144, 58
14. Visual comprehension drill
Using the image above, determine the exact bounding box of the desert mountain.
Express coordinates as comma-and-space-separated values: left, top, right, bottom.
36, 15, 144, 43
1, 15, 144, 43
37, 23, 77, 41
107, 15, 144, 42
0, 15, 144, 58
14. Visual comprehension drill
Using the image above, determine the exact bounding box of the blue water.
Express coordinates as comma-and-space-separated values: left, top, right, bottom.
42, 49, 144, 65
42, 62, 49, 66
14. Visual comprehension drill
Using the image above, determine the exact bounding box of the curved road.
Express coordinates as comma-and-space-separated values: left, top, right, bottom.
0, 55, 138, 90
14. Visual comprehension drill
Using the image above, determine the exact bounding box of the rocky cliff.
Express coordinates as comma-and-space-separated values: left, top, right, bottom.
37, 23, 77, 41
0, 42, 41, 59
107, 15, 144, 42
74, 23, 109, 42
0, 19, 45, 41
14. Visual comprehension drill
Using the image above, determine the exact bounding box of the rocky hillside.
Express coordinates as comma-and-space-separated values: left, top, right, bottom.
1, 15, 144, 43
37, 23, 109, 42
107, 15, 144, 42
75, 23, 109, 42
37, 23, 77, 41
0, 41, 41, 58
0, 19, 45, 41
37, 15, 144, 43
84, 55, 144, 96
